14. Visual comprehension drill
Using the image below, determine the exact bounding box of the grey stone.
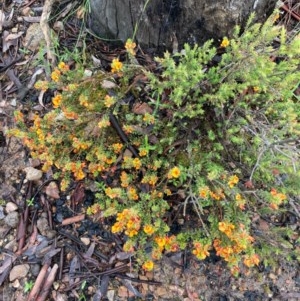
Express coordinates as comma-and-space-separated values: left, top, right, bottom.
9, 264, 30, 281
4, 211, 19, 228
30, 263, 41, 276
5, 202, 18, 213
36, 216, 50, 236
88, 0, 277, 51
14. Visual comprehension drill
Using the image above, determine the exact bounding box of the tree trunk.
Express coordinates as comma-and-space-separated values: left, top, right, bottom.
88, 0, 277, 51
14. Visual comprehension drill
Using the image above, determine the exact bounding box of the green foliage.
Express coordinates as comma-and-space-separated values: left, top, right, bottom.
10, 12, 300, 274
24, 280, 34, 294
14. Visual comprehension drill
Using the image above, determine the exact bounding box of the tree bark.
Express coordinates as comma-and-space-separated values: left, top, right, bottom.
88, 0, 277, 51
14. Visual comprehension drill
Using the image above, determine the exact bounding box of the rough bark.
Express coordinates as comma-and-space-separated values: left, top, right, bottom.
88, 0, 277, 51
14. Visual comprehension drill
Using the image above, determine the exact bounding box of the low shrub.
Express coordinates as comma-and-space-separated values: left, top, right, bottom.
10, 12, 300, 275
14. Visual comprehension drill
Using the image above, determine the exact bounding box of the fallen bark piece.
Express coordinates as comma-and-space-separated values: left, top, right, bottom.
27, 263, 50, 301
36, 264, 58, 301
61, 214, 85, 225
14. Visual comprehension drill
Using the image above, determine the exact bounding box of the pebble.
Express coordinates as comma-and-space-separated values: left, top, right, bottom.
24, 167, 43, 181
23, 23, 46, 52
6, 202, 18, 213
12, 279, 20, 288
4, 239, 18, 252
9, 264, 30, 281
30, 263, 41, 276
80, 237, 90, 245
37, 216, 50, 236
4, 211, 19, 228
107, 290, 115, 301
46, 230, 57, 240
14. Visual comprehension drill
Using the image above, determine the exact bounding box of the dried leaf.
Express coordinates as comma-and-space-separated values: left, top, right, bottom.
38, 90, 46, 108
244, 180, 254, 189
121, 279, 143, 298
91, 55, 101, 67
71, 183, 85, 205
2, 30, 18, 52
132, 102, 153, 115
45, 182, 60, 199
5, 31, 24, 41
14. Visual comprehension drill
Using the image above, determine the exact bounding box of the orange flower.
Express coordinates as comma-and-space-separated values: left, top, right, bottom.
151, 248, 163, 260
228, 175, 239, 188
112, 143, 123, 154
120, 171, 130, 187
139, 149, 148, 157
143, 224, 155, 235
218, 221, 235, 237
123, 240, 135, 252
51, 68, 61, 82
142, 260, 154, 271
155, 236, 166, 250
62, 109, 78, 120
125, 39, 136, 56
127, 186, 139, 201
243, 254, 259, 267
104, 95, 115, 108
112, 222, 124, 233
34, 80, 49, 91
74, 168, 85, 180
235, 193, 246, 210
123, 125, 134, 134
58, 61, 69, 73
98, 117, 111, 128
199, 187, 209, 198
220, 37, 230, 48
126, 229, 138, 237
132, 158, 142, 170
14, 111, 24, 123
192, 242, 210, 260
168, 166, 181, 179
111, 58, 123, 73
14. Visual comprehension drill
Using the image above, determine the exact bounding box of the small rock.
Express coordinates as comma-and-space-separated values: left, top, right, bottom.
37, 216, 50, 236
9, 264, 30, 281
269, 273, 277, 280
24, 167, 42, 181
23, 23, 46, 51
53, 21, 64, 32
118, 286, 135, 298
101, 80, 117, 89
6, 202, 18, 213
29, 158, 41, 167
80, 237, 90, 246
5, 211, 19, 228
46, 230, 57, 240
21, 7, 32, 16
107, 290, 115, 301
12, 279, 20, 288
30, 263, 41, 276
4, 239, 18, 252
